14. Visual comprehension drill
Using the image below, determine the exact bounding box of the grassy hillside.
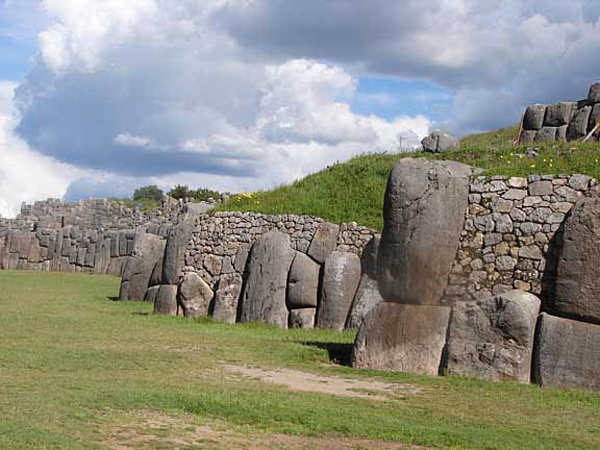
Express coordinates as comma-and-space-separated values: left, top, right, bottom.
217, 125, 600, 230
1, 271, 599, 449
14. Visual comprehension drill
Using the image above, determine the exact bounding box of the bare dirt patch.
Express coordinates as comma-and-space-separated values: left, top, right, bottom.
101, 410, 424, 450
223, 365, 423, 400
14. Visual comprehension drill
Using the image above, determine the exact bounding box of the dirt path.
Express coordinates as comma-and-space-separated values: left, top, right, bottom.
102, 410, 425, 450
223, 365, 423, 400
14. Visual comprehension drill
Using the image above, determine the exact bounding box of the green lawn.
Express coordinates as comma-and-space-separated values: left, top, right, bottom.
0, 271, 599, 449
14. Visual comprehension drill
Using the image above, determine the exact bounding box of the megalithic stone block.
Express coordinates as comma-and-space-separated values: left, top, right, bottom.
377, 158, 471, 305
317, 251, 361, 331
239, 230, 294, 328
533, 313, 600, 390
352, 303, 451, 376
444, 290, 541, 383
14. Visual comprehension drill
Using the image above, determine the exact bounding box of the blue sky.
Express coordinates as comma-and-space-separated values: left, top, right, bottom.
1, 0, 600, 217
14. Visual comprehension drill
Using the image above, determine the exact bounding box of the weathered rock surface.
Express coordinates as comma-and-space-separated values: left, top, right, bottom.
307, 223, 339, 264
523, 104, 547, 130
162, 220, 195, 285
421, 130, 460, 153
444, 290, 541, 382
533, 313, 600, 390
545, 102, 575, 127
378, 158, 471, 305
317, 251, 361, 331
352, 303, 451, 375
567, 105, 592, 140
119, 232, 165, 302
153, 284, 178, 316
213, 273, 243, 323
287, 252, 320, 309
178, 272, 213, 318
553, 198, 600, 324
144, 285, 160, 304
289, 308, 316, 329
239, 231, 295, 328
360, 234, 380, 278
346, 274, 383, 329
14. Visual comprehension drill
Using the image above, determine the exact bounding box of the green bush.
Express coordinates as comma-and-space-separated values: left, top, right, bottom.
168, 184, 221, 202
132, 185, 164, 203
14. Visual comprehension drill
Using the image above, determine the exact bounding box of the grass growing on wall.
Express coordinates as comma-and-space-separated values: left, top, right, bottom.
217, 125, 600, 231
0, 271, 599, 449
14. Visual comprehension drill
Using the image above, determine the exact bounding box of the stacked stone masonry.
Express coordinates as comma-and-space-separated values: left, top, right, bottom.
519, 82, 600, 143
0, 198, 184, 275
351, 158, 600, 392
444, 174, 597, 305
150, 212, 379, 331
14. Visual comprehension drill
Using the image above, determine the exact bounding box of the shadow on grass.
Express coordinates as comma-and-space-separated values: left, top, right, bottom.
301, 341, 354, 366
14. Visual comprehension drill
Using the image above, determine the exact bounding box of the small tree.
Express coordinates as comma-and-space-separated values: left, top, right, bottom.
133, 185, 164, 203
194, 187, 221, 202
168, 184, 193, 200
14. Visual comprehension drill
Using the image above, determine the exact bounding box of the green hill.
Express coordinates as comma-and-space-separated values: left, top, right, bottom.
217, 125, 600, 231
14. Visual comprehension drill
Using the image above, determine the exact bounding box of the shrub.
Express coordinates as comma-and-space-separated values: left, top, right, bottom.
132, 185, 164, 203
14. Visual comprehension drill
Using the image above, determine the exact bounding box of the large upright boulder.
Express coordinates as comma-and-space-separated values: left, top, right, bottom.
347, 235, 383, 329
533, 313, 600, 390
307, 223, 339, 264
162, 220, 195, 285
153, 284, 178, 316
317, 251, 361, 331
118, 232, 166, 302
239, 231, 295, 328
287, 251, 320, 309
554, 198, 600, 325
213, 272, 243, 323
178, 272, 213, 318
377, 158, 471, 305
444, 291, 541, 382
523, 104, 547, 130
352, 303, 451, 375
346, 275, 384, 330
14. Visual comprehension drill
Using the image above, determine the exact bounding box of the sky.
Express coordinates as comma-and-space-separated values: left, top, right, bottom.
1, 1, 600, 218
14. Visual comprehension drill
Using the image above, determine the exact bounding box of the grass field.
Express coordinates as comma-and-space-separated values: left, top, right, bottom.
0, 271, 599, 449
216, 126, 600, 231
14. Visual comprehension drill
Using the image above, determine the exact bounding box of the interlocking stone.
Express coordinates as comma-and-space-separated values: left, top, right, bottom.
444, 291, 541, 382
533, 313, 600, 390
352, 303, 451, 375
378, 159, 471, 305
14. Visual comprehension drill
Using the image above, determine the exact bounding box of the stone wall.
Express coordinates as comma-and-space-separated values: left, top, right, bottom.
148, 212, 380, 329
352, 158, 600, 391
518, 82, 600, 143
183, 211, 376, 286
444, 174, 596, 307
0, 197, 186, 276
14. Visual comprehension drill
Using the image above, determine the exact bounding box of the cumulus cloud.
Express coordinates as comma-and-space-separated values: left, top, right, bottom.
9, 0, 600, 206
0, 81, 74, 218
12, 0, 430, 199
216, 0, 600, 133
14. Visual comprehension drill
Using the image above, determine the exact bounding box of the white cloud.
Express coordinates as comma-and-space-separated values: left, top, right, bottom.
13, 1, 431, 202
0, 81, 75, 218
13, 0, 600, 205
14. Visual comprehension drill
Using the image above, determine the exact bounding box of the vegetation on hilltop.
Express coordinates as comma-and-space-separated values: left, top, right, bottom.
168, 184, 222, 202
218, 125, 600, 230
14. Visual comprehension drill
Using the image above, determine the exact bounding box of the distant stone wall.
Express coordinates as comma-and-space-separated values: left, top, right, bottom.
444, 174, 597, 306
0, 198, 186, 276
519, 82, 600, 143
183, 212, 377, 287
